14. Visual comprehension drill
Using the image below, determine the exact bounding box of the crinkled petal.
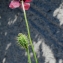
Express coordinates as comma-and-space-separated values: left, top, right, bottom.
24, 3, 30, 10
20, 3, 30, 10
9, 1, 20, 9
25, 0, 32, 3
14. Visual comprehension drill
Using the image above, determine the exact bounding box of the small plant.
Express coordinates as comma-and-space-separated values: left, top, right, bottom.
17, 33, 31, 63
9, 0, 38, 63
17, 33, 29, 49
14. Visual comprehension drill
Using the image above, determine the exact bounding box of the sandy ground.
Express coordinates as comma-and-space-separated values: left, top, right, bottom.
0, 0, 63, 63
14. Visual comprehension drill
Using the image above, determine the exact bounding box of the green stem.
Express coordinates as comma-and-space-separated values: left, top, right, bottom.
26, 48, 31, 63
22, 1, 38, 63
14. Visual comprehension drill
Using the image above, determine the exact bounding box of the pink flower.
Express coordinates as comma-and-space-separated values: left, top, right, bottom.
9, 0, 32, 10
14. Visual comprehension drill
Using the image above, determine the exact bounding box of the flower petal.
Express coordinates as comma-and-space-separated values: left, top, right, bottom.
24, 3, 30, 10
9, 1, 20, 9
25, 0, 32, 3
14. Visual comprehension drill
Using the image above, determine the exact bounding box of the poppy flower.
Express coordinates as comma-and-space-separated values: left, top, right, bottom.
9, 0, 32, 10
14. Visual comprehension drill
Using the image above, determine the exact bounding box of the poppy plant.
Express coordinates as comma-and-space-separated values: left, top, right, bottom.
9, 0, 32, 10
9, 0, 38, 63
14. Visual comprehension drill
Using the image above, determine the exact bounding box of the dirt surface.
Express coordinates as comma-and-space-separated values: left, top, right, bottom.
0, 0, 63, 63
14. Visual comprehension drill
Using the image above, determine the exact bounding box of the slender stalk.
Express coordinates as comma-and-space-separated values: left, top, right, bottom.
26, 48, 31, 63
21, 1, 38, 63
21, 1, 31, 63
